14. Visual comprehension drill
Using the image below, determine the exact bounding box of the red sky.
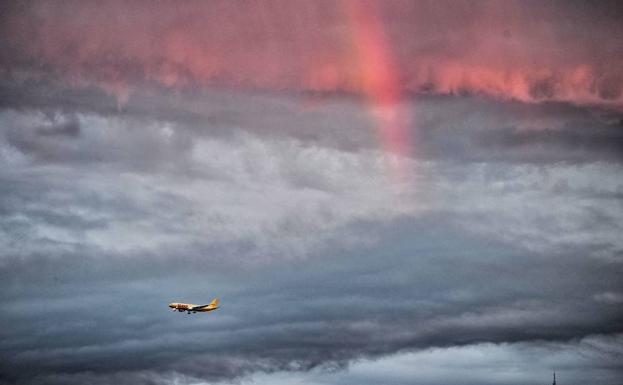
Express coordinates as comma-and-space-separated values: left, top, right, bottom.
2, 0, 622, 107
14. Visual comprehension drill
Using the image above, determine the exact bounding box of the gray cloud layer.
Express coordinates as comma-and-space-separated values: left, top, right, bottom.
1, 83, 622, 384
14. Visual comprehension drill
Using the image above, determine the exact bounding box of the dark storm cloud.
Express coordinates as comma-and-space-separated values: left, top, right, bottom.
1, 218, 622, 384
413, 97, 623, 164
2, 79, 623, 167
285, 335, 623, 385
478, 123, 623, 159
1, 85, 622, 384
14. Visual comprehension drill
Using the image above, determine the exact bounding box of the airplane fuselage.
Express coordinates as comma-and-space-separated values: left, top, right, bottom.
168, 300, 219, 314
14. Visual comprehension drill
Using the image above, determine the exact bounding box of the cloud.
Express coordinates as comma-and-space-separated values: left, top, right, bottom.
244, 334, 623, 385
1, 86, 622, 384
1, 1, 622, 106
3, 81, 623, 165
12, 334, 623, 385
1, 7, 623, 379
2, 90, 622, 262
1, 222, 622, 384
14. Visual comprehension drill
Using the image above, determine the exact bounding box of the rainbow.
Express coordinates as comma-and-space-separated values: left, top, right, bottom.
344, 0, 412, 183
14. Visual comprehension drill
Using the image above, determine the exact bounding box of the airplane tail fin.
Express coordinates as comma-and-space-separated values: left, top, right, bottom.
208, 298, 219, 308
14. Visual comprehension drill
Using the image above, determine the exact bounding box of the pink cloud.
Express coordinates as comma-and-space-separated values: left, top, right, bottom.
2, 0, 622, 107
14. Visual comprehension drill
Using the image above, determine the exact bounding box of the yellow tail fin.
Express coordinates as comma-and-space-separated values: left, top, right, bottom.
209, 298, 219, 307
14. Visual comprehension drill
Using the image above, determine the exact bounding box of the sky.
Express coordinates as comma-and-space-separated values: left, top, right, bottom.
0, 1, 622, 385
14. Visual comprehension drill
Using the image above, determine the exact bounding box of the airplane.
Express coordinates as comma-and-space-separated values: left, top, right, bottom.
169, 298, 219, 314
